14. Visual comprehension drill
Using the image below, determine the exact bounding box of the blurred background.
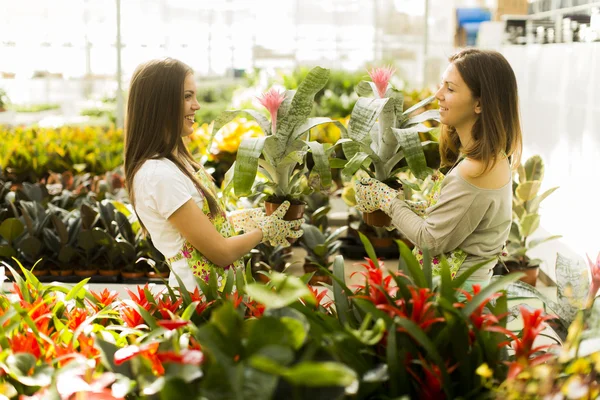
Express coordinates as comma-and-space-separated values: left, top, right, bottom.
0, 0, 598, 282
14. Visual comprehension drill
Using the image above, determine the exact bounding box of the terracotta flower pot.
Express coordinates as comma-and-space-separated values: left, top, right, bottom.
121, 271, 146, 279
146, 271, 170, 279
75, 269, 98, 277
51, 269, 74, 277
367, 236, 395, 248
264, 201, 305, 244
31, 269, 49, 277
506, 262, 539, 286
264, 201, 306, 221
99, 269, 121, 277
303, 261, 332, 286
363, 210, 392, 228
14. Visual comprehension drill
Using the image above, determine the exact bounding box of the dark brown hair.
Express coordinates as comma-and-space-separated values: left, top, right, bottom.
124, 58, 220, 228
439, 49, 522, 173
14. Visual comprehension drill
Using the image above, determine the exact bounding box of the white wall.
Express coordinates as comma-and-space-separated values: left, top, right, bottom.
500, 43, 600, 279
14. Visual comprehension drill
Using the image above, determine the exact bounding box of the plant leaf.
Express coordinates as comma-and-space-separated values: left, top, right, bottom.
233, 137, 267, 197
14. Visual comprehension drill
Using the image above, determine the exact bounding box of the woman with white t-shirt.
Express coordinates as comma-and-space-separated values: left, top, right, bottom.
123, 58, 303, 290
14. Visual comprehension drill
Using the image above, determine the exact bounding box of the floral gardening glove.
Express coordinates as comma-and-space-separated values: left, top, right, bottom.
355, 177, 402, 215
228, 208, 265, 233
257, 201, 304, 247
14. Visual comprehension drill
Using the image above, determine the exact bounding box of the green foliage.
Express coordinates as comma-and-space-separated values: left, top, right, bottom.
503, 155, 561, 269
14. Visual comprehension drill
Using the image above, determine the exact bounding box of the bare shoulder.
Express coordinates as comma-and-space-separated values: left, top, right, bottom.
458, 158, 511, 189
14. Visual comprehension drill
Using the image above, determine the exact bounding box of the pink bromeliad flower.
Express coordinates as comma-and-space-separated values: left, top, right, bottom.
257, 88, 286, 134
368, 66, 396, 98
586, 252, 600, 308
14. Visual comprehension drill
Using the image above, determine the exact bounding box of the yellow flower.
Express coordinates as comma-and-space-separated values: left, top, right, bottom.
525, 381, 539, 394
590, 352, 600, 373
475, 363, 493, 379
566, 358, 591, 375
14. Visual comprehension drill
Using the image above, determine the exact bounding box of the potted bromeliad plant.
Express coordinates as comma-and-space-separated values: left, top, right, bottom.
214, 66, 347, 221
299, 223, 347, 285
501, 154, 561, 286
341, 66, 440, 226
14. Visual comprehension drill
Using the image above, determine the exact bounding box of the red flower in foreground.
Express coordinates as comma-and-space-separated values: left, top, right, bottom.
454, 284, 513, 343
227, 291, 244, 309
407, 355, 457, 400
189, 287, 216, 315
586, 251, 600, 308
88, 288, 119, 312
125, 284, 154, 311
352, 258, 399, 306
114, 342, 203, 376
156, 296, 183, 320
9, 331, 41, 359
244, 299, 266, 318
503, 306, 556, 379
157, 320, 189, 330
305, 285, 333, 309
379, 287, 444, 332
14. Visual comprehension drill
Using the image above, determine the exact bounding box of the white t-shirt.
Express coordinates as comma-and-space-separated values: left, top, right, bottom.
133, 158, 204, 288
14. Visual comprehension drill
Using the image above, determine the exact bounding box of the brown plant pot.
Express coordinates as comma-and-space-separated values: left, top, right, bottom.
363, 210, 391, 228
146, 271, 170, 279
99, 269, 121, 277
367, 236, 395, 249
304, 262, 332, 286
121, 271, 146, 279
31, 269, 49, 277
4, 268, 23, 277
264, 201, 306, 244
75, 269, 98, 277
264, 201, 306, 221
506, 262, 539, 286
50, 269, 74, 277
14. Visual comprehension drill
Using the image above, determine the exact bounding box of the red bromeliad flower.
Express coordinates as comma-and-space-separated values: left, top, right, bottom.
125, 284, 154, 311
114, 342, 203, 376
407, 355, 457, 400
306, 286, 333, 309
18, 295, 54, 335
65, 307, 89, 331
379, 287, 444, 332
88, 288, 119, 312
50, 333, 99, 367
352, 258, 399, 306
189, 287, 216, 315
120, 306, 144, 328
12, 282, 39, 303
79, 334, 100, 361
244, 299, 266, 318
156, 296, 183, 320
454, 284, 513, 342
227, 291, 244, 309
503, 306, 555, 380
9, 331, 41, 359
257, 88, 286, 134
157, 320, 189, 330
368, 66, 396, 98
586, 252, 600, 308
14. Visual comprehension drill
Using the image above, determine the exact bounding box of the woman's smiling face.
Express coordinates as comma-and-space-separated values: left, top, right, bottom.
434, 63, 481, 133
181, 73, 200, 137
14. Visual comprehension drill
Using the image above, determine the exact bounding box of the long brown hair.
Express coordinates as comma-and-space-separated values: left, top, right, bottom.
124, 58, 220, 227
439, 49, 522, 174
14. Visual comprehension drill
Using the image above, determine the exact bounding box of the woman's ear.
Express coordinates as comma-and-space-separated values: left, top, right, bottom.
474, 98, 482, 114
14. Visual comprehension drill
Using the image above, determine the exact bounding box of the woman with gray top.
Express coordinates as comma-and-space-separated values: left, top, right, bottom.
355, 48, 523, 291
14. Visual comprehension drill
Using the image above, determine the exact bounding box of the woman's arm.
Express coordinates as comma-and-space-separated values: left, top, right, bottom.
168, 198, 262, 268
388, 176, 490, 255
